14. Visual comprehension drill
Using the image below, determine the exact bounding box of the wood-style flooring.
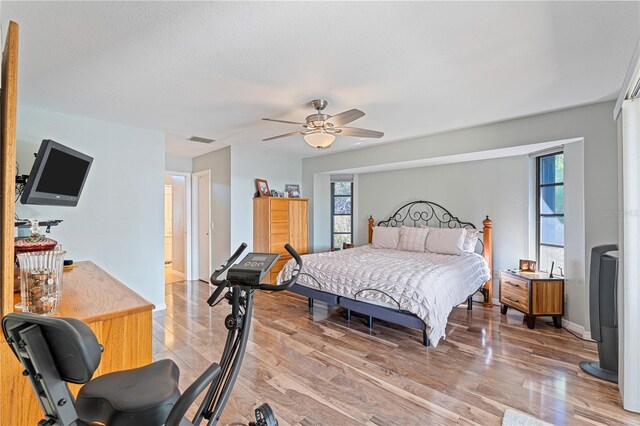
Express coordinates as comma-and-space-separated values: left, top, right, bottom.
154, 280, 640, 425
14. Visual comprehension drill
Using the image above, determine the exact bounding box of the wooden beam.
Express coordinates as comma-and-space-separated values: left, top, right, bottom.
482, 216, 493, 307
1, 21, 19, 317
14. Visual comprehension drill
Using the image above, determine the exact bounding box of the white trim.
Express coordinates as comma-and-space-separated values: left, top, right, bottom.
614, 38, 640, 120
562, 319, 594, 342
165, 171, 193, 281
492, 298, 500, 306
153, 303, 167, 312
620, 100, 640, 412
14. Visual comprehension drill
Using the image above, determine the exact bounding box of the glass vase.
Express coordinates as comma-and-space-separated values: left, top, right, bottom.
17, 248, 66, 316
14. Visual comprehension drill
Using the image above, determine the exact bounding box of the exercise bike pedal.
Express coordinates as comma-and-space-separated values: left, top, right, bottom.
248, 403, 278, 426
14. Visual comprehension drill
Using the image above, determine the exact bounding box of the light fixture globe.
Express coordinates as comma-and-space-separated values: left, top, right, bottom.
303, 131, 336, 149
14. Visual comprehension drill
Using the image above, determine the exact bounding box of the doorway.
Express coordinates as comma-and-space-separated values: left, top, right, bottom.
192, 170, 212, 282
164, 172, 192, 284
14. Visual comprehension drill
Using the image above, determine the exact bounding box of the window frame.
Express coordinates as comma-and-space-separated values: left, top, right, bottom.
536, 151, 565, 270
330, 181, 353, 249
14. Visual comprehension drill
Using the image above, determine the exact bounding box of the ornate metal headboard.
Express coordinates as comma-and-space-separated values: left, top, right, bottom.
367, 200, 494, 307
376, 200, 477, 230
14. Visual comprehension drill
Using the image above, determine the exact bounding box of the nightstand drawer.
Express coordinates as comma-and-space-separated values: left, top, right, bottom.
501, 275, 529, 294
501, 286, 529, 312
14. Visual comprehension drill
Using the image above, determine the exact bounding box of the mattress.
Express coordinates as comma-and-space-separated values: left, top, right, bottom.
278, 245, 491, 346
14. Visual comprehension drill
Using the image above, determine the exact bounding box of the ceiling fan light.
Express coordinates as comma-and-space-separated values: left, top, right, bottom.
304, 131, 336, 149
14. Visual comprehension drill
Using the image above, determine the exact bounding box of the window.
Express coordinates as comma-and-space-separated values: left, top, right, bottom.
331, 181, 353, 249
537, 152, 565, 273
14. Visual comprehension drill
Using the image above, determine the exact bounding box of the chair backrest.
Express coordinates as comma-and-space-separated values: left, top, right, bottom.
3, 312, 102, 384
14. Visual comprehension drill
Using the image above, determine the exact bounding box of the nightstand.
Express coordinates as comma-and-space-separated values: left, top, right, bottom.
499, 270, 564, 329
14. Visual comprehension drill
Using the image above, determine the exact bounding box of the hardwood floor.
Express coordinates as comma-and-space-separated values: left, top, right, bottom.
154, 280, 640, 425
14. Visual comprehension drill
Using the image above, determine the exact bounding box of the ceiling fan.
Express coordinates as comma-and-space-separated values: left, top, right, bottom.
262, 99, 384, 149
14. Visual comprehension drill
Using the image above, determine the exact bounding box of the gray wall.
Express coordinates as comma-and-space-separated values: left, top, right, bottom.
193, 147, 231, 271
357, 155, 529, 276
230, 145, 302, 253
165, 154, 193, 173
302, 101, 619, 330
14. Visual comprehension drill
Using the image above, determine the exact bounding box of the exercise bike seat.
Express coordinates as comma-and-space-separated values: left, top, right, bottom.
76, 358, 181, 425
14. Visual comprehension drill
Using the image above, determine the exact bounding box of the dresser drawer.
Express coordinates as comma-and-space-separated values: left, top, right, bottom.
270, 221, 289, 235
501, 285, 529, 312
270, 209, 289, 223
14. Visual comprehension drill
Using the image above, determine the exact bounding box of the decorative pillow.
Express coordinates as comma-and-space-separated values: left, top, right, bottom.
463, 229, 480, 253
425, 228, 466, 255
398, 226, 429, 252
371, 226, 400, 249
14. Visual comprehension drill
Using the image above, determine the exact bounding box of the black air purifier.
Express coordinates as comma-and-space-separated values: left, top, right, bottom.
579, 244, 619, 383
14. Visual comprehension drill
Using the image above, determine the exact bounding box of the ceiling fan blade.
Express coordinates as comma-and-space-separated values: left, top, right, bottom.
326, 109, 365, 127
262, 131, 304, 141
262, 118, 306, 126
335, 127, 384, 138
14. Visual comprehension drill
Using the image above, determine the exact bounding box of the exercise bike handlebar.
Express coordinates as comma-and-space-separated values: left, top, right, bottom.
207, 243, 302, 305
258, 243, 302, 292
209, 242, 248, 284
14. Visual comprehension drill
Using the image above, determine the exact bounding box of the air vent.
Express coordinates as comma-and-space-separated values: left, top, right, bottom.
188, 136, 216, 144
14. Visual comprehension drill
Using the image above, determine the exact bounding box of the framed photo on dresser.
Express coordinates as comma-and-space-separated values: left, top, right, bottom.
255, 179, 270, 198
286, 184, 300, 198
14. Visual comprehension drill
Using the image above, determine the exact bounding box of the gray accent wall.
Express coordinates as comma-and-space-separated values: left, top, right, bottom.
302, 101, 619, 331
193, 146, 231, 271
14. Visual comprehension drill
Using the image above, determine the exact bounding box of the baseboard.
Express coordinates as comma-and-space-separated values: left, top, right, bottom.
492, 298, 500, 306
153, 303, 167, 312
562, 319, 594, 341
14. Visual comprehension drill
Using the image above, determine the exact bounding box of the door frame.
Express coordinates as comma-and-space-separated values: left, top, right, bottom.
192, 170, 212, 282
165, 171, 193, 281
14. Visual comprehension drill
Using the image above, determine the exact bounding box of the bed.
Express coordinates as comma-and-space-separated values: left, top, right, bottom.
278, 200, 494, 347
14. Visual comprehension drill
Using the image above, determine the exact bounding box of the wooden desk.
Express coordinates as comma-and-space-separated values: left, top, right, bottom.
0, 261, 155, 425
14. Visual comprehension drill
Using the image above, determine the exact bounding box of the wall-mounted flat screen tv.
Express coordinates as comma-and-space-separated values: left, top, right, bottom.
20, 139, 93, 207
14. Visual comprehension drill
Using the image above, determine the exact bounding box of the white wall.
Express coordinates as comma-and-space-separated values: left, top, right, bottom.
303, 101, 619, 331
165, 154, 193, 173
230, 145, 302, 252
15, 106, 166, 307
193, 147, 231, 271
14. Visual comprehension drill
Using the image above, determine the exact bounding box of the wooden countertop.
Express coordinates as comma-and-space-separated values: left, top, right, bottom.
502, 270, 565, 281
14, 261, 154, 323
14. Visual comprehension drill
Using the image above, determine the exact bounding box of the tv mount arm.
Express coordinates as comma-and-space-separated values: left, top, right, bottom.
14, 220, 63, 234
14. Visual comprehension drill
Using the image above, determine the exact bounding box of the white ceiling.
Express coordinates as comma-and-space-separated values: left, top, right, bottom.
2, 1, 639, 159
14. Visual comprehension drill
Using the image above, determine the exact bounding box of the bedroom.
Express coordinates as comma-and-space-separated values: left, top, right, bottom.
0, 1, 639, 425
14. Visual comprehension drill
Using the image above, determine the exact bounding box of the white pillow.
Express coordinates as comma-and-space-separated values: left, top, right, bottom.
398, 226, 429, 252
463, 229, 480, 253
425, 228, 466, 255
371, 226, 400, 249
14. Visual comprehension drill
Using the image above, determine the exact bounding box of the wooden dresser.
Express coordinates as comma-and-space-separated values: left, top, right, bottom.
253, 197, 308, 283
1, 262, 154, 425
499, 270, 564, 329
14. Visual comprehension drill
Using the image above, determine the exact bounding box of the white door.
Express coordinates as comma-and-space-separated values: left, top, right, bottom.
196, 172, 211, 282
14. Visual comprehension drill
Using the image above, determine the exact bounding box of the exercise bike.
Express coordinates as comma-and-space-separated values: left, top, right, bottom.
2, 243, 302, 426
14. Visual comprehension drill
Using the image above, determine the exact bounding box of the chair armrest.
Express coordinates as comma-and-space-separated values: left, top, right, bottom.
164, 363, 222, 426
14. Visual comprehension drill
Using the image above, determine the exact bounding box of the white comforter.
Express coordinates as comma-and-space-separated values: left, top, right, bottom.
278, 245, 491, 346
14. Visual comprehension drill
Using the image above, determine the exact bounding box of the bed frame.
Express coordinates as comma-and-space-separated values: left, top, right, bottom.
289, 200, 493, 346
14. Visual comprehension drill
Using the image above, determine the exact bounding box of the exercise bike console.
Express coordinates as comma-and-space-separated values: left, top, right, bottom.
227, 253, 280, 286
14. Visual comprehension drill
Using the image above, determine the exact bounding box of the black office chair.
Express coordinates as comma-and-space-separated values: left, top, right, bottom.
3, 243, 302, 426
